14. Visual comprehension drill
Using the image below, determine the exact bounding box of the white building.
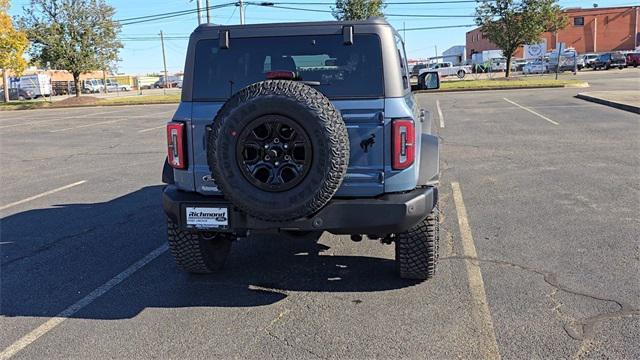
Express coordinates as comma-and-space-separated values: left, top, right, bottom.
442, 46, 466, 65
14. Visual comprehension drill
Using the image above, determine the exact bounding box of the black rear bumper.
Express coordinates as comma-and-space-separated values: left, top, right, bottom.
163, 185, 437, 235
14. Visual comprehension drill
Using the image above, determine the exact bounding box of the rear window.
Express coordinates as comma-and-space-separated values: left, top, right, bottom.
612, 52, 625, 60
192, 34, 383, 100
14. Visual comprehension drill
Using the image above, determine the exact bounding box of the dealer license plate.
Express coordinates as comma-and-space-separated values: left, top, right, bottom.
185, 207, 228, 229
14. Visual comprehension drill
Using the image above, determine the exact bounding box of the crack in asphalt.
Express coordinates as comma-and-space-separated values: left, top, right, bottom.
265, 330, 325, 359
1, 226, 98, 267
441, 255, 640, 343
262, 303, 325, 359
2, 203, 160, 267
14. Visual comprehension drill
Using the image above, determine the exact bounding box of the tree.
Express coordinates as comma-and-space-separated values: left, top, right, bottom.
0, 0, 29, 102
332, 0, 386, 21
475, 0, 567, 77
19, 0, 122, 96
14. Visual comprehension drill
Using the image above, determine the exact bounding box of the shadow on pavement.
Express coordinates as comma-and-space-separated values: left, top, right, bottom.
1, 186, 412, 320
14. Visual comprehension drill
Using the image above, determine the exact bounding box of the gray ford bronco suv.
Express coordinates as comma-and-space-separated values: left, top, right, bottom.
162, 18, 441, 280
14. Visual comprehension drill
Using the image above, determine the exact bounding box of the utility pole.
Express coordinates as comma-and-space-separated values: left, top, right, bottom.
403, 21, 406, 41
434, 45, 438, 60
205, 0, 211, 23
160, 30, 168, 96
196, 0, 202, 24
239, 0, 245, 24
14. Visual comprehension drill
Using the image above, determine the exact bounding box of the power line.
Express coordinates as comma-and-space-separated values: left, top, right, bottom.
119, 22, 477, 42
248, 3, 475, 18
264, 1, 485, 4
404, 24, 476, 31
117, 3, 236, 26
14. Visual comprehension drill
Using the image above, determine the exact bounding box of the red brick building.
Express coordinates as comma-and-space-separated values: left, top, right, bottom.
466, 6, 639, 59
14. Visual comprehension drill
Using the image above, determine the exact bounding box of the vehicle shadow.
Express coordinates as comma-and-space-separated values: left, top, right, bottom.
1, 186, 414, 320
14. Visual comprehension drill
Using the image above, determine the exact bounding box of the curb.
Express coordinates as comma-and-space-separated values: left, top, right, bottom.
0, 100, 179, 111
575, 93, 640, 114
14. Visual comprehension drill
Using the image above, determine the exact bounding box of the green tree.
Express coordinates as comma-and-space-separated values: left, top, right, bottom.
19, 0, 122, 96
475, 0, 567, 77
1, 0, 29, 102
332, 0, 386, 21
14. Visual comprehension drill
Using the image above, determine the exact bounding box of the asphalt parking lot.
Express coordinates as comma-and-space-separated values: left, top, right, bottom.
1, 73, 638, 359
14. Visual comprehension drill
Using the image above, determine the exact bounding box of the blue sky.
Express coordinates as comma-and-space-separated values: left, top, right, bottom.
8, 0, 632, 74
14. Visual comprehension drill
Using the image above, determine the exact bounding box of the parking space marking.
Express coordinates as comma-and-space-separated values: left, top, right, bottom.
138, 125, 166, 133
451, 182, 501, 360
436, 100, 445, 128
0, 110, 172, 130
0, 110, 128, 129
49, 118, 130, 132
503, 98, 559, 125
0, 244, 169, 360
0, 180, 87, 212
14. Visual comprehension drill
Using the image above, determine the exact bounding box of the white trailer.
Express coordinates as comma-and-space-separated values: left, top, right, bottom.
471, 50, 504, 65
19, 74, 51, 97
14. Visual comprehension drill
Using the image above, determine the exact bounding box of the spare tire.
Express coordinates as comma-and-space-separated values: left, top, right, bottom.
208, 80, 349, 221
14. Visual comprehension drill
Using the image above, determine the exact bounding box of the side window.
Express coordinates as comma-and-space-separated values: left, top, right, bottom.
395, 34, 409, 90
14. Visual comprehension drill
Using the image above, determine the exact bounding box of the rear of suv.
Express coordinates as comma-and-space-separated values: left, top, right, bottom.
593, 52, 626, 70
162, 18, 441, 280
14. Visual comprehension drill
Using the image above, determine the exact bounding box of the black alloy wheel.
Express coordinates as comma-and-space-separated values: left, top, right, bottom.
236, 115, 312, 192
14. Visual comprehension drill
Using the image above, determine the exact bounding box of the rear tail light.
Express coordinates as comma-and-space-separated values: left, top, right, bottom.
266, 71, 296, 80
167, 122, 186, 169
392, 119, 415, 170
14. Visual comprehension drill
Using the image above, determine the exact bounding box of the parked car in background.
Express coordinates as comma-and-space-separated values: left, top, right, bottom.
625, 52, 640, 67
0, 88, 35, 101
153, 75, 183, 88
593, 52, 626, 70
522, 61, 548, 74
410, 63, 427, 78
83, 79, 104, 93
576, 56, 585, 70
490, 58, 508, 72
581, 53, 599, 68
422, 61, 471, 79
105, 80, 131, 92
511, 59, 527, 72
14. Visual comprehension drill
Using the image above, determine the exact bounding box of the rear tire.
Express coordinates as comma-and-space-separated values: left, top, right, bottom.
457, 70, 466, 79
208, 80, 349, 221
167, 217, 233, 273
395, 207, 439, 280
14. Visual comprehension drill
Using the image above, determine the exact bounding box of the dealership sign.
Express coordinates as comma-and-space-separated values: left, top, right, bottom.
524, 41, 547, 59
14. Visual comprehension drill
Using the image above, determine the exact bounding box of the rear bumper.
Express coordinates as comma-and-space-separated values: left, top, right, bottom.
162, 185, 438, 235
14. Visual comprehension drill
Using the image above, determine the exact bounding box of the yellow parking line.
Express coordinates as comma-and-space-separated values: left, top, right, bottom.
451, 182, 501, 359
